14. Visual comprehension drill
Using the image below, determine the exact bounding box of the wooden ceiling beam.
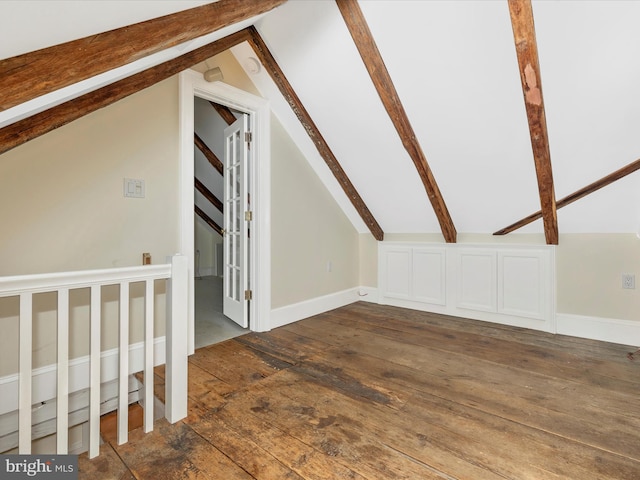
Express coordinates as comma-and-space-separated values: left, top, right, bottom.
195, 177, 223, 213
0, 0, 286, 112
0, 29, 251, 156
508, 0, 558, 245
336, 0, 456, 243
246, 26, 385, 241
210, 102, 237, 126
195, 205, 223, 236
194, 133, 223, 175
494, 158, 640, 235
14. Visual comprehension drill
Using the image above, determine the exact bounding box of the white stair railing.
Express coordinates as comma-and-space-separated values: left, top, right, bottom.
0, 254, 188, 458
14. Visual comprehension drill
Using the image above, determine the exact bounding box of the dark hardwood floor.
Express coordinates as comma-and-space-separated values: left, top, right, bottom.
79, 302, 640, 479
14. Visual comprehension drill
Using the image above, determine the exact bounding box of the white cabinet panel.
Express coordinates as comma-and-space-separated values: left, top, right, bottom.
498, 252, 549, 320
384, 249, 411, 299
413, 248, 446, 305
456, 250, 497, 312
378, 242, 555, 333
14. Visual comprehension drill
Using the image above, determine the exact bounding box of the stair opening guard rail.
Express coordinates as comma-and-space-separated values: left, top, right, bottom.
0, 254, 188, 458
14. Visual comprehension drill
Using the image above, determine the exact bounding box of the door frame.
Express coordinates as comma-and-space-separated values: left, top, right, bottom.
179, 69, 271, 354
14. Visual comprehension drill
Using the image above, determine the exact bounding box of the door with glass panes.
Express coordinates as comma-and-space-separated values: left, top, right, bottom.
222, 114, 249, 328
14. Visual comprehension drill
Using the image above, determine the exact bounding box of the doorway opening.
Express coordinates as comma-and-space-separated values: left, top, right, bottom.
193, 98, 250, 349
179, 69, 271, 355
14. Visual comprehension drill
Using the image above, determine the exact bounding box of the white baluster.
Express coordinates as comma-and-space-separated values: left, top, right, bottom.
144, 279, 154, 433
18, 292, 32, 454
118, 281, 130, 445
56, 288, 69, 453
88, 285, 101, 459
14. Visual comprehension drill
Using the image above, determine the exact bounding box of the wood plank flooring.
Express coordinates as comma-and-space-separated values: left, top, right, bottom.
78, 302, 640, 479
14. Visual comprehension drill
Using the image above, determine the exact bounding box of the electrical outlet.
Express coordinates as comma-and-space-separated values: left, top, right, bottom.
622, 274, 635, 289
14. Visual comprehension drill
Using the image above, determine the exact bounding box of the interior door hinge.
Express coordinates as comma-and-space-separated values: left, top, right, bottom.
244, 289, 253, 301
245, 210, 253, 221
245, 132, 252, 143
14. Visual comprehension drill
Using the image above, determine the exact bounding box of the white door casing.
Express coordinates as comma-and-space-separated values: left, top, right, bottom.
223, 115, 249, 328
179, 69, 271, 354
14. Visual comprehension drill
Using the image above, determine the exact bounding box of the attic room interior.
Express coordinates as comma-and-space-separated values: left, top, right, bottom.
0, 0, 639, 478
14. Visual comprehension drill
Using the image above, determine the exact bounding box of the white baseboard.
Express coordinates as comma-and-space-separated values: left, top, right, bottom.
0, 337, 166, 416
270, 287, 362, 329
556, 313, 640, 347
355, 286, 379, 303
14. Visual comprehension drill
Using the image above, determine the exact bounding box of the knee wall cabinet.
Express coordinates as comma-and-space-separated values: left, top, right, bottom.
378, 243, 556, 333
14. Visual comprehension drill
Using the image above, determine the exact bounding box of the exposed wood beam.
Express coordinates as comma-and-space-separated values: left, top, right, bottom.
210, 102, 237, 126
0, 0, 286, 112
336, 0, 456, 243
495, 158, 640, 235
195, 205, 223, 236
194, 134, 224, 175
195, 177, 224, 213
246, 27, 384, 241
508, 0, 558, 245
0, 30, 252, 156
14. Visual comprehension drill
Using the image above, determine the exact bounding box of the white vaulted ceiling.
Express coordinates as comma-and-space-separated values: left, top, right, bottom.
4, 0, 640, 237
238, 0, 640, 236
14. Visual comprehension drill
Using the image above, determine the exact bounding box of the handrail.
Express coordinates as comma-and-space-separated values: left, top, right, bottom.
0, 264, 171, 296
1, 255, 187, 458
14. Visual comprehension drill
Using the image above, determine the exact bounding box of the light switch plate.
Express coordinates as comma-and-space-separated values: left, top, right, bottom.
124, 178, 145, 198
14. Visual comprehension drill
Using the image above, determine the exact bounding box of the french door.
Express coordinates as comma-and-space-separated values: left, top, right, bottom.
222, 115, 250, 328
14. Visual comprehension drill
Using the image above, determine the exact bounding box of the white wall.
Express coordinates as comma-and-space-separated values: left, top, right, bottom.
270, 115, 359, 309
0, 47, 365, 375
0, 78, 180, 275
0, 78, 179, 376
193, 50, 361, 309
556, 234, 640, 321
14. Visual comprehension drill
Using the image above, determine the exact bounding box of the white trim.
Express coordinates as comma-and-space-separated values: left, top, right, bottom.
179, 70, 272, 349
556, 313, 640, 346
0, 264, 171, 296
270, 288, 361, 329
0, 337, 167, 416
357, 286, 379, 304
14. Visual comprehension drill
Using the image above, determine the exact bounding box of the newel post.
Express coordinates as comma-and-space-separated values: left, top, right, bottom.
165, 254, 188, 423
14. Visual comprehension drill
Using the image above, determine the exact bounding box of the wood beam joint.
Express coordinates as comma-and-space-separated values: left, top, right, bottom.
495, 158, 640, 235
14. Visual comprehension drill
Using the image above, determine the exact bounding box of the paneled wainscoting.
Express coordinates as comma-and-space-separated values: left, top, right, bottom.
79, 302, 640, 479
379, 242, 555, 332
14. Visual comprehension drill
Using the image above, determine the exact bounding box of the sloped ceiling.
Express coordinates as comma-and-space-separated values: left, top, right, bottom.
0, 1, 212, 60
4, 0, 640, 237
235, 0, 640, 235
